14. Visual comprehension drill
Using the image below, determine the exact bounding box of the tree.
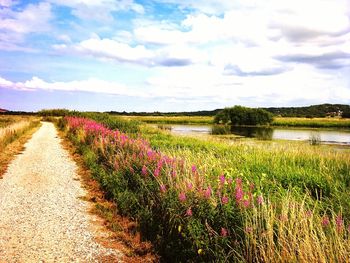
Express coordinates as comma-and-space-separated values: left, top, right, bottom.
214, 106, 273, 126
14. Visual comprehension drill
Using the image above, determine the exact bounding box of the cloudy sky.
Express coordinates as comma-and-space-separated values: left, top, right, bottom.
0, 0, 349, 112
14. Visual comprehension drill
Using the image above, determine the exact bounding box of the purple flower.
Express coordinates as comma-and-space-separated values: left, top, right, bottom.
179, 192, 186, 202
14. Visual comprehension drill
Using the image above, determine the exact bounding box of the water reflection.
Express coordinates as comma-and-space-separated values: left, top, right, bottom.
162, 124, 350, 145
211, 125, 273, 140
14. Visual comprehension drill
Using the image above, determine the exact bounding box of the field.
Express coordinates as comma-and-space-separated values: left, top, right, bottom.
116, 115, 350, 128
0, 115, 41, 176
58, 113, 350, 262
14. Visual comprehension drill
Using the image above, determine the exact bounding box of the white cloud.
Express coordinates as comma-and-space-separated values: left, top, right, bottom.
54, 36, 206, 66
0, 2, 52, 51
0, 76, 141, 96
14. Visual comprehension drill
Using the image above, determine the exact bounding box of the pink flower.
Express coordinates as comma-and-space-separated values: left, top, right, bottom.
227, 178, 233, 185
321, 215, 330, 227
154, 168, 160, 177
191, 165, 197, 174
186, 207, 193, 216
204, 187, 212, 199
179, 192, 186, 202
235, 186, 244, 203
221, 196, 229, 205
171, 169, 177, 178
160, 184, 167, 193
221, 227, 228, 237
219, 174, 225, 185
242, 199, 250, 208
336, 214, 343, 232
187, 182, 193, 190
235, 178, 242, 186
141, 165, 147, 176
257, 195, 264, 205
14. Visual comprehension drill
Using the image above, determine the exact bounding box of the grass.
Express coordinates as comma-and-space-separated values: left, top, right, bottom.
111, 114, 350, 128
59, 113, 350, 262
0, 117, 41, 177
272, 117, 350, 128
116, 115, 214, 125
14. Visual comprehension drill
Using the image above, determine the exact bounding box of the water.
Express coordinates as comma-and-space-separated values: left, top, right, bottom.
158, 124, 350, 145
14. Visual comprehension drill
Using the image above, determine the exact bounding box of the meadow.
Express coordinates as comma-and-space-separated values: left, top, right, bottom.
117, 115, 350, 128
59, 113, 350, 262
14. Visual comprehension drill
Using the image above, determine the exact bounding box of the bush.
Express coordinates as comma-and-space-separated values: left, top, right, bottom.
215, 106, 273, 126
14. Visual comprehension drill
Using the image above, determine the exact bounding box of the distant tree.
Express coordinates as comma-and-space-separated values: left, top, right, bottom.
342, 108, 350, 118
214, 106, 273, 126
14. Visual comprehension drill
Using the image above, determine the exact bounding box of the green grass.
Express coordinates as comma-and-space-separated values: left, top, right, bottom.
272, 117, 350, 128
62, 114, 350, 262
111, 115, 350, 128
115, 115, 214, 125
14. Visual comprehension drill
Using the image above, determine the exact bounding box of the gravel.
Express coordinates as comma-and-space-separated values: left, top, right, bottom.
0, 122, 122, 262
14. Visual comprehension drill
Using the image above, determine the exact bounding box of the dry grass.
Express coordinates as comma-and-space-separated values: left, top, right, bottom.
0, 120, 41, 178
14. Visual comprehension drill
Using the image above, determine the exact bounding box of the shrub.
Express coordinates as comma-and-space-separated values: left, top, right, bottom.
215, 106, 273, 126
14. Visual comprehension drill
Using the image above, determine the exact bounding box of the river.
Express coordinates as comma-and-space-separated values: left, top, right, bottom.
155, 124, 350, 145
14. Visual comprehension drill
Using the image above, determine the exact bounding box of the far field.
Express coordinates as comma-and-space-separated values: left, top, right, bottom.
117, 115, 350, 128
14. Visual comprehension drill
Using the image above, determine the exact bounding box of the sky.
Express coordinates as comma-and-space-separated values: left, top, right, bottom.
0, 0, 349, 112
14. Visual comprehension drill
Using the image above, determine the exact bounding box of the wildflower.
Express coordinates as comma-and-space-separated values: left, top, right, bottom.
243, 199, 250, 208
321, 215, 330, 227
257, 195, 264, 205
171, 169, 177, 178
197, 249, 203, 255
179, 192, 186, 202
187, 182, 193, 190
178, 225, 182, 233
235, 186, 244, 203
236, 177, 242, 185
221, 227, 228, 237
336, 214, 343, 232
221, 196, 229, 205
219, 174, 225, 185
186, 207, 193, 216
191, 165, 197, 174
204, 187, 212, 199
227, 178, 233, 185
141, 165, 147, 176
154, 168, 160, 177
160, 184, 167, 193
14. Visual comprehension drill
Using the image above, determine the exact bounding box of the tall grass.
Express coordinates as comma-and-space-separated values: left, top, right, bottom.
0, 119, 40, 149
61, 116, 350, 262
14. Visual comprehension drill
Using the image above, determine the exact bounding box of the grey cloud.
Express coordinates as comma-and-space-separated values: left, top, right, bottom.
276, 51, 350, 69
224, 64, 287, 77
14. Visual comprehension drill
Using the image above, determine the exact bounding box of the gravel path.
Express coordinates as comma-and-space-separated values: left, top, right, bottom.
0, 122, 122, 262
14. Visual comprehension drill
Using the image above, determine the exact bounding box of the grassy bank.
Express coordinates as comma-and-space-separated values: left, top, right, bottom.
113, 115, 350, 128
272, 117, 350, 128
59, 113, 350, 262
